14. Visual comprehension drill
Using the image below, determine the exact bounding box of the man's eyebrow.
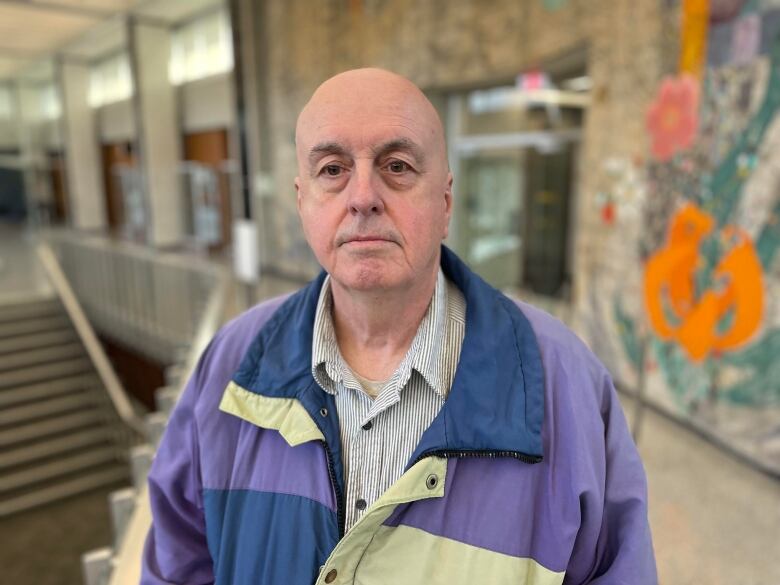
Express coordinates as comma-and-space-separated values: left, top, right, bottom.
307, 142, 348, 165
372, 138, 426, 163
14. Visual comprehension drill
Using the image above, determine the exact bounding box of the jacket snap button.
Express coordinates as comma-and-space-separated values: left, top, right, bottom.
324, 568, 337, 583
319, 407, 328, 417
426, 474, 438, 489
362, 420, 373, 431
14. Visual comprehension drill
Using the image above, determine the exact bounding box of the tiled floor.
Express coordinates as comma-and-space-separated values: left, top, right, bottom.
625, 395, 780, 584
0, 486, 119, 585
0, 222, 52, 302
1, 224, 778, 584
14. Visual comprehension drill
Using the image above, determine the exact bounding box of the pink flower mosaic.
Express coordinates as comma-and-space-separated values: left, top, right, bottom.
646, 75, 700, 162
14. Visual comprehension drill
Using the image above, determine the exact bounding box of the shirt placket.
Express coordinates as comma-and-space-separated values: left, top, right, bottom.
360, 409, 383, 507
344, 387, 374, 530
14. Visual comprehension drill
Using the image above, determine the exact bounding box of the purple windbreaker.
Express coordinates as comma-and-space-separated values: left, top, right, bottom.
142, 247, 657, 584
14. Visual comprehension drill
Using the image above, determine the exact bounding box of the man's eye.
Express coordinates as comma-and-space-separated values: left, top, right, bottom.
387, 160, 409, 173
323, 164, 343, 176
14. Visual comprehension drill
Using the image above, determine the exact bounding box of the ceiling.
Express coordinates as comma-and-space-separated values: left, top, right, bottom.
0, 0, 224, 80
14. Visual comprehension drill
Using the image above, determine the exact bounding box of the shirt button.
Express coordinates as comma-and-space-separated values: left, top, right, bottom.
355, 498, 367, 511
361, 420, 373, 431
325, 568, 337, 583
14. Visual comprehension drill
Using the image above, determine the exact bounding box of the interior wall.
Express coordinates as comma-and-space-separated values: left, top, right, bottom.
254, 0, 662, 280
94, 76, 234, 144
100, 335, 165, 412
180, 73, 234, 133
98, 99, 136, 143
0, 120, 19, 150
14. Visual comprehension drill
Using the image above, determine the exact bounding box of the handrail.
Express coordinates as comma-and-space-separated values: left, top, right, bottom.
36, 243, 147, 438
107, 261, 231, 585
179, 265, 231, 400
46, 229, 220, 273
45, 231, 224, 365
107, 484, 151, 585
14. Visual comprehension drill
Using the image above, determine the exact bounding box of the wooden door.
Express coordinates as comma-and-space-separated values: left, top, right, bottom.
48, 150, 67, 223
183, 129, 232, 251
101, 142, 136, 232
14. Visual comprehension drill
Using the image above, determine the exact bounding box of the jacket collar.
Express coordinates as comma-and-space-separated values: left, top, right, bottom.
231, 246, 545, 462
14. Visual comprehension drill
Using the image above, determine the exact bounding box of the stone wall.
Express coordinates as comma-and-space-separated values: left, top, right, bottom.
253, 0, 667, 281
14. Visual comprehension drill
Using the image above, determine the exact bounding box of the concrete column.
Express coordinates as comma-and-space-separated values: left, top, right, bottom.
60, 61, 106, 230
129, 19, 184, 247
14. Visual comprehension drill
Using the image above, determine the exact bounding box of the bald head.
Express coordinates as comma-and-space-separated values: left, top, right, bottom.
294, 68, 454, 296
295, 68, 447, 169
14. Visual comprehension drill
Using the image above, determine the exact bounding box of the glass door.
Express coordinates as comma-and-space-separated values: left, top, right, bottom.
446, 70, 586, 298
457, 148, 525, 289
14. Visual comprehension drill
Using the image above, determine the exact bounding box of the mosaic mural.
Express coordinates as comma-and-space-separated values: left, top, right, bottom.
606, 0, 780, 474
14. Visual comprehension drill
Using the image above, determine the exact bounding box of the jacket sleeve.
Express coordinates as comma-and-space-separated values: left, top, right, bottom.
141, 342, 216, 585
566, 372, 658, 585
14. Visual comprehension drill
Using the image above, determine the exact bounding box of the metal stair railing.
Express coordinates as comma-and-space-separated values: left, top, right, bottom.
82, 251, 230, 585
46, 231, 221, 365
36, 243, 146, 441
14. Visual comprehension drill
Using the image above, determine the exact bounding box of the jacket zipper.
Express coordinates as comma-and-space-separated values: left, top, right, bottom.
411, 449, 543, 468
324, 446, 541, 539
321, 440, 346, 538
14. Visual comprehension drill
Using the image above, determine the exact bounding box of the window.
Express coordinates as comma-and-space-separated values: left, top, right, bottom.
446, 68, 588, 299
89, 52, 133, 108
169, 8, 233, 86
39, 83, 61, 120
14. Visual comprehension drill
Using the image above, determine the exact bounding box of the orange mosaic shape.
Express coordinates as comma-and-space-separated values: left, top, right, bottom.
644, 204, 764, 361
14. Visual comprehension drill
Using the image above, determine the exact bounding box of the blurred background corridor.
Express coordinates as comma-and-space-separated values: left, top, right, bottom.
0, 0, 777, 583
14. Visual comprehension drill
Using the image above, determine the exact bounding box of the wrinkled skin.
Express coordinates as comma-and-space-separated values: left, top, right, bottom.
295, 68, 452, 297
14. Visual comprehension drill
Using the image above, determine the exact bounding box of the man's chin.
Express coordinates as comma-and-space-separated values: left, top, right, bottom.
332, 265, 404, 293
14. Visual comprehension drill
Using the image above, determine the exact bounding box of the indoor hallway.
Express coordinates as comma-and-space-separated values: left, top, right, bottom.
0, 226, 778, 584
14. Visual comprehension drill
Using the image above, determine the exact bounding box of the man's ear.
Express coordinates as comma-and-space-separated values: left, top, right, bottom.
443, 171, 453, 239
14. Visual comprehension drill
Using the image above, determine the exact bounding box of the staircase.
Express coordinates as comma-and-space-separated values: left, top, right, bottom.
0, 297, 132, 517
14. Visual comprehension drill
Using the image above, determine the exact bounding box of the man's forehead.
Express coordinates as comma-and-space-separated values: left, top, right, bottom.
295, 68, 446, 164
299, 99, 436, 139
303, 116, 431, 149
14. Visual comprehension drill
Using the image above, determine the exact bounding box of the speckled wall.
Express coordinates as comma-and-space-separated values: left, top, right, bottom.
251, 0, 779, 474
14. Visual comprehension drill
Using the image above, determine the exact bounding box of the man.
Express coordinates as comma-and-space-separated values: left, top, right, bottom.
142, 68, 657, 584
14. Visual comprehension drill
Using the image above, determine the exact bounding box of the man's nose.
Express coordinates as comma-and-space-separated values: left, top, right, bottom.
346, 167, 384, 216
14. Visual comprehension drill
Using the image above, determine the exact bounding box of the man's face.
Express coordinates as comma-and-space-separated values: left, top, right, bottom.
295, 70, 452, 294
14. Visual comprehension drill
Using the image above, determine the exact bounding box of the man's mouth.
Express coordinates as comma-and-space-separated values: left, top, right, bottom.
338, 234, 397, 246
347, 236, 388, 243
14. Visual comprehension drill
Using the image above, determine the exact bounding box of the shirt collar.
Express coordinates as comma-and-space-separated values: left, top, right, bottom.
311, 269, 451, 399
230, 245, 545, 462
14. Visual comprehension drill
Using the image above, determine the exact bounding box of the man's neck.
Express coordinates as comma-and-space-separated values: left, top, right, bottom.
330, 267, 438, 382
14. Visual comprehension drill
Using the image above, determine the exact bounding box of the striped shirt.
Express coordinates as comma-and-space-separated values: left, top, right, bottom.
311, 268, 466, 531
